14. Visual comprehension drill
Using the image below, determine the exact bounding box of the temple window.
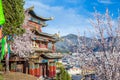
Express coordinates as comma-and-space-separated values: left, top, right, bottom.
30, 17, 33, 21
38, 20, 40, 24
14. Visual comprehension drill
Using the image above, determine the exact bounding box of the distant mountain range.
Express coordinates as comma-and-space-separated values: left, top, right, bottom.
55, 34, 118, 53
55, 34, 93, 53
55, 34, 78, 53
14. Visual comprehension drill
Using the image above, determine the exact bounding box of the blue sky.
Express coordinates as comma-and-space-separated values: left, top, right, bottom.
24, 0, 120, 36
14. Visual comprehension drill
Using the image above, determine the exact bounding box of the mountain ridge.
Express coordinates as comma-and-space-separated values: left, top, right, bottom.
55, 34, 91, 53
55, 34, 117, 53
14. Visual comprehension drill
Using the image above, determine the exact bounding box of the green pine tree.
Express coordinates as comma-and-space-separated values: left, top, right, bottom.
1, 0, 25, 72
2, 0, 25, 35
56, 65, 72, 80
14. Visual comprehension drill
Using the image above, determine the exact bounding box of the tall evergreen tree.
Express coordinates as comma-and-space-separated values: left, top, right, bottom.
2, 0, 25, 35
1, 0, 25, 72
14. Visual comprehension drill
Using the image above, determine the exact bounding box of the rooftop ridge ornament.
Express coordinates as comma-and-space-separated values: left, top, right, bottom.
50, 17, 54, 20
0, 0, 5, 25
28, 6, 34, 11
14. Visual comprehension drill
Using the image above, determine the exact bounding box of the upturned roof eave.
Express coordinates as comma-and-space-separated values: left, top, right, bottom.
35, 30, 58, 42
28, 9, 53, 21
41, 53, 63, 59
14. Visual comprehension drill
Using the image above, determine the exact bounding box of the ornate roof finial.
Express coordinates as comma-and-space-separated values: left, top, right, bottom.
50, 17, 54, 20
29, 6, 34, 11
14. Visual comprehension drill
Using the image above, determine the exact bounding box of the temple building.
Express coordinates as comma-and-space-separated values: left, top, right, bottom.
1, 6, 63, 79
24, 7, 63, 79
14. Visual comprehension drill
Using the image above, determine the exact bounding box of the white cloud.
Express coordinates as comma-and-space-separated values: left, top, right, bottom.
24, 0, 91, 36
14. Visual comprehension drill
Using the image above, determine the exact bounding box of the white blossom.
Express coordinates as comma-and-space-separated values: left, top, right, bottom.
11, 29, 35, 57
73, 9, 120, 80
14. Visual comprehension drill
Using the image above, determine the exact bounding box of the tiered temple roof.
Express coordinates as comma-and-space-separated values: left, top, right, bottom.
33, 48, 52, 53
28, 10, 53, 21
41, 53, 63, 59
25, 6, 53, 27
32, 30, 59, 42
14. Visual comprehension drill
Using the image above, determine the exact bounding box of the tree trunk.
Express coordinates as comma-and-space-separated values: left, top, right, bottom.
5, 54, 9, 72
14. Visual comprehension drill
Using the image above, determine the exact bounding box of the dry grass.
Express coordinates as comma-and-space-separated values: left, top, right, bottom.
2, 72, 38, 80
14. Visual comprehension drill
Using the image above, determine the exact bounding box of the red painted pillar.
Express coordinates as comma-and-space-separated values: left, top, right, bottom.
51, 64, 53, 77
53, 63, 56, 77
29, 63, 35, 76
35, 64, 40, 77
49, 64, 52, 78
49, 63, 55, 78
